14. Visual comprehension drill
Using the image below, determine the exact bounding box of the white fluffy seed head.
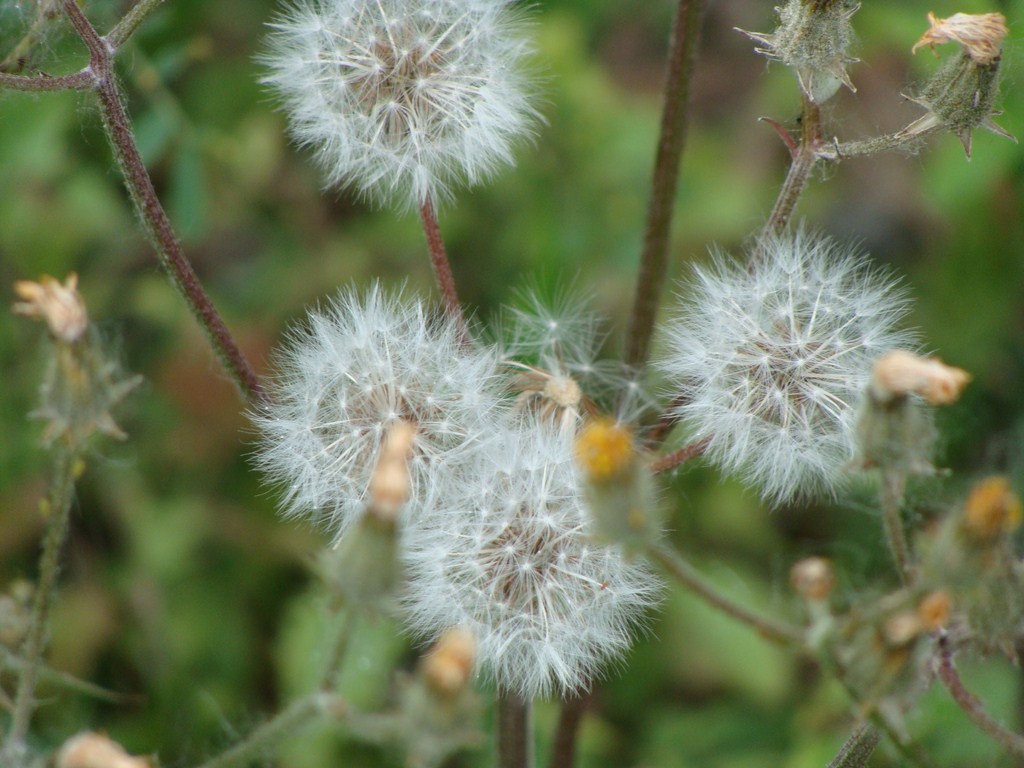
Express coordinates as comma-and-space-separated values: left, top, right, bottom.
402, 418, 660, 699
252, 283, 505, 539
261, 0, 538, 209
659, 230, 916, 503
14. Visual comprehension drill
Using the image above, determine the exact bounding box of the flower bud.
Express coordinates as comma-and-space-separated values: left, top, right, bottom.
367, 420, 416, 523
57, 732, 150, 768
899, 12, 1014, 158
916, 589, 951, 632
13, 274, 140, 447
421, 626, 476, 699
959, 475, 1022, 545
790, 557, 835, 601
870, 351, 970, 406
574, 418, 658, 547
739, 0, 860, 103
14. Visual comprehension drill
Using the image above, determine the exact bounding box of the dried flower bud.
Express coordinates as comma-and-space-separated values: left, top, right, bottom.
913, 12, 1007, 66
883, 610, 923, 647
963, 476, 1022, 541
899, 12, 1015, 158
57, 732, 150, 768
870, 350, 970, 405
368, 420, 416, 523
422, 626, 477, 698
917, 589, 952, 631
13, 273, 88, 344
790, 557, 835, 601
738, 0, 860, 103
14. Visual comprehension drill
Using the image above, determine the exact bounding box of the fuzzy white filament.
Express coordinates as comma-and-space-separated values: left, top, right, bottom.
403, 420, 659, 698
253, 284, 504, 539
659, 231, 915, 503
261, 0, 537, 208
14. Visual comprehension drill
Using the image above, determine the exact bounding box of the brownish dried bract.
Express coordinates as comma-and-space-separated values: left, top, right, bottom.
917, 589, 952, 631
790, 556, 835, 601
422, 626, 476, 697
57, 732, 150, 768
963, 476, 1023, 541
871, 350, 970, 405
13, 273, 88, 344
912, 12, 1008, 65
368, 420, 416, 522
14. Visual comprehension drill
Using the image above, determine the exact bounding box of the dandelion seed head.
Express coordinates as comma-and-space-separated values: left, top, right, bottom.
253, 283, 504, 538
403, 421, 659, 698
659, 230, 916, 503
261, 0, 538, 209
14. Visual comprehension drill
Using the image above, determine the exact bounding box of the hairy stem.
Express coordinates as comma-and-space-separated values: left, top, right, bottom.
938, 637, 1024, 758
879, 469, 913, 584
548, 693, 589, 768
60, 0, 264, 404
107, 0, 167, 51
419, 196, 468, 333
0, 69, 94, 91
652, 436, 710, 474
624, 0, 707, 369
826, 724, 880, 768
196, 693, 348, 768
4, 447, 78, 751
757, 94, 822, 255
497, 692, 534, 768
648, 542, 804, 645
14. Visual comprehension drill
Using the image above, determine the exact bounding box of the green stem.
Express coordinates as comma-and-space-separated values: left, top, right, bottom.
497, 692, 534, 768
195, 693, 348, 768
880, 469, 913, 584
107, 0, 167, 51
3, 447, 78, 751
648, 542, 804, 645
319, 607, 356, 692
624, 0, 707, 370
0, 647, 136, 705
826, 724, 880, 768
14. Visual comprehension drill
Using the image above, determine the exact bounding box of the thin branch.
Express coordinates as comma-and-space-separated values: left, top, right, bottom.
4, 447, 78, 751
497, 692, 534, 768
418, 196, 468, 333
648, 542, 804, 645
938, 636, 1024, 759
826, 724, 880, 768
645, 392, 687, 448
0, 69, 94, 91
652, 436, 710, 474
107, 0, 167, 51
0, 647, 138, 705
195, 693, 348, 768
548, 693, 590, 768
756, 93, 822, 257
624, 0, 708, 369
60, 0, 264, 403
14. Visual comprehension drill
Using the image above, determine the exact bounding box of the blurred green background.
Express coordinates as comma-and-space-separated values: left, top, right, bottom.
2, 0, 1024, 765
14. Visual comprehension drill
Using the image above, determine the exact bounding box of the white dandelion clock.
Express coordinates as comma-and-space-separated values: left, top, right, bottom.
402, 419, 660, 698
261, 0, 538, 208
659, 230, 916, 503
253, 283, 505, 539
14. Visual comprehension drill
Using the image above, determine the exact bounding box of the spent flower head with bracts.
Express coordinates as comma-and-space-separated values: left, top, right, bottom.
402, 417, 659, 698
253, 283, 505, 540
658, 230, 915, 504
261, 0, 537, 209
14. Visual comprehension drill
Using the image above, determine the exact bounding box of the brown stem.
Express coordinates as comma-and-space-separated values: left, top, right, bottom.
548, 693, 590, 768
418, 197, 468, 332
938, 636, 1024, 759
645, 392, 688, 448
648, 542, 804, 645
60, 0, 264, 404
497, 692, 534, 768
0, 69, 94, 91
652, 436, 710, 474
1017, 637, 1024, 768
624, 0, 707, 370
756, 94, 822, 260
